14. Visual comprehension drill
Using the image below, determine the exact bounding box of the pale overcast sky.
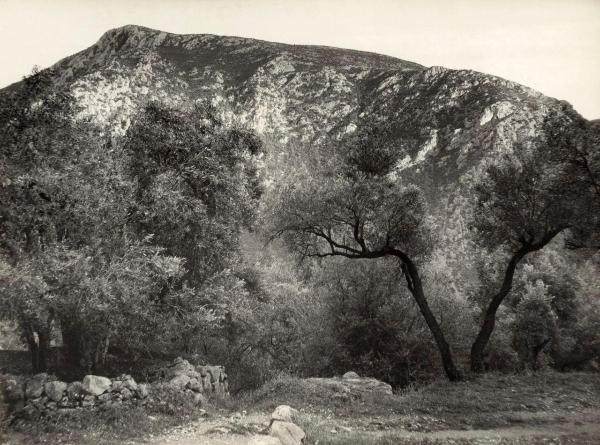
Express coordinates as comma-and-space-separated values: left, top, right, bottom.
1, 0, 599, 118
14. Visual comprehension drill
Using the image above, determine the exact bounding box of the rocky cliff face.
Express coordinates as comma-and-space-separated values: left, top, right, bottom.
16, 25, 587, 205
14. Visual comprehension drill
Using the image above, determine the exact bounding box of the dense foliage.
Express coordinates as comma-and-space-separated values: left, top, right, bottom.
468, 109, 599, 372
1, 69, 599, 389
0, 71, 263, 377
269, 125, 463, 381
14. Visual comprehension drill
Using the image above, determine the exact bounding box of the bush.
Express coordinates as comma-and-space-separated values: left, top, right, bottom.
11, 402, 152, 439
145, 383, 197, 417
303, 258, 442, 387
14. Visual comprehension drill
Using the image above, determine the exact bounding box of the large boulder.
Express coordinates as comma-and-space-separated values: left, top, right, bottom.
44, 381, 67, 402
82, 375, 111, 396
270, 421, 305, 445
25, 374, 49, 399
157, 358, 229, 395
307, 375, 392, 396
271, 405, 299, 423
169, 374, 191, 389
163, 357, 196, 379
122, 375, 138, 391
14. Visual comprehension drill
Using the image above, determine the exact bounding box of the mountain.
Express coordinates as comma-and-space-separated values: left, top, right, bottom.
5, 25, 591, 207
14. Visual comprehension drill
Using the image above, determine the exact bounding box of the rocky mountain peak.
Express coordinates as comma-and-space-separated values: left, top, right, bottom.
95, 24, 169, 53
9, 26, 588, 206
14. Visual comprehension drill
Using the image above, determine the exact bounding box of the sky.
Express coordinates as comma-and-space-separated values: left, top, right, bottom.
1, 0, 599, 119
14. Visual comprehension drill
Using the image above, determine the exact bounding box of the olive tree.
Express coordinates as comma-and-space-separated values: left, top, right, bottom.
269, 135, 463, 381
469, 125, 593, 372
0, 72, 263, 372
124, 102, 263, 285
0, 68, 79, 371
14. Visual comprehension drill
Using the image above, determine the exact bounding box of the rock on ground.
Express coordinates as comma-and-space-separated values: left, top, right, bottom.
169, 374, 191, 389
136, 383, 149, 398
271, 405, 299, 423
44, 381, 67, 402
307, 375, 392, 396
163, 357, 197, 379
25, 373, 48, 399
270, 421, 305, 445
82, 375, 112, 396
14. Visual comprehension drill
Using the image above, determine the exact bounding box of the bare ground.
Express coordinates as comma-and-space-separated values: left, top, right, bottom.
141, 408, 600, 445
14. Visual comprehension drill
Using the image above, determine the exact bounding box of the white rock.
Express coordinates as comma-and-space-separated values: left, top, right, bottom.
271, 405, 298, 423
480, 107, 494, 125
415, 129, 438, 163
169, 374, 191, 389
82, 375, 112, 396
270, 421, 305, 445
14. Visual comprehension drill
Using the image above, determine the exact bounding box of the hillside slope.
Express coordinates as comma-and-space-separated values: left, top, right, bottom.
25, 25, 583, 198
3, 24, 594, 221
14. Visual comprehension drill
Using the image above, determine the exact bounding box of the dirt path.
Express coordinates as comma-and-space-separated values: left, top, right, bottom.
403, 410, 600, 443
143, 409, 600, 445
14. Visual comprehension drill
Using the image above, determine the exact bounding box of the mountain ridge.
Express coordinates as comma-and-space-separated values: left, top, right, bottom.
89, 24, 424, 71
2, 25, 589, 205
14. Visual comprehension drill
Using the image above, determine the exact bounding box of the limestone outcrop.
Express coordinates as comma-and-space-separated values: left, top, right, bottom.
307, 371, 393, 396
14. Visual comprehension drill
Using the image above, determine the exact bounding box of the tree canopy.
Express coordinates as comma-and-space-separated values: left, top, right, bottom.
269, 125, 462, 381
469, 111, 597, 372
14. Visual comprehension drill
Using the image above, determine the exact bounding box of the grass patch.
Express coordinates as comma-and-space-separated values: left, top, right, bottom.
396, 371, 600, 428
234, 372, 401, 416
247, 371, 600, 416
10, 404, 159, 445
235, 371, 600, 433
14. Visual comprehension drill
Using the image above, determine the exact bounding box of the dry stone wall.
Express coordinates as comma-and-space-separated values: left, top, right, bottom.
0, 357, 228, 418
160, 357, 229, 395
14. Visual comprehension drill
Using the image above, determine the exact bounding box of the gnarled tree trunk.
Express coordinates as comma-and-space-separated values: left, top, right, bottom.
470, 249, 527, 372
398, 254, 463, 381
470, 228, 565, 373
